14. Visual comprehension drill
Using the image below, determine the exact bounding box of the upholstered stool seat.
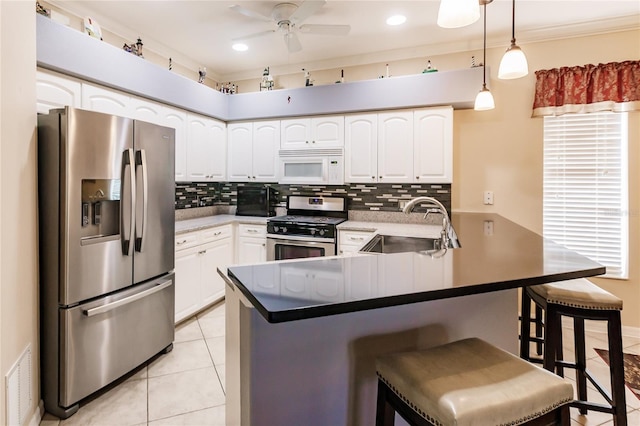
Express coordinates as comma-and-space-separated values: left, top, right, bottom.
375, 338, 573, 426
520, 278, 627, 426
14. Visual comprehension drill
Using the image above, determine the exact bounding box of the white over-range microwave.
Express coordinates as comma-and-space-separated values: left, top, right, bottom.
278, 148, 344, 185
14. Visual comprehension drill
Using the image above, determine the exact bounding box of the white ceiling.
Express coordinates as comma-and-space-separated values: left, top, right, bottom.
49, 1, 640, 82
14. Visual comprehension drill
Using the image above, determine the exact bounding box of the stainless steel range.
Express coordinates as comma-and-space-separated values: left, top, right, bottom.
266, 195, 347, 261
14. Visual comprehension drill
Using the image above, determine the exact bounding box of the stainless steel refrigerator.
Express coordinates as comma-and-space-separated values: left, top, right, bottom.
38, 107, 176, 419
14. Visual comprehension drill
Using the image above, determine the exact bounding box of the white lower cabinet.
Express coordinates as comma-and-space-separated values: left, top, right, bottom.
236, 224, 267, 265
174, 224, 233, 323
338, 230, 376, 255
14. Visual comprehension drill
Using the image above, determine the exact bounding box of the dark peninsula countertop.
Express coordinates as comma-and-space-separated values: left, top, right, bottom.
222, 212, 605, 323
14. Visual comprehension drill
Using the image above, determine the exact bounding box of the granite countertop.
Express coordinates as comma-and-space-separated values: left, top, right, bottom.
222, 212, 605, 323
175, 214, 268, 234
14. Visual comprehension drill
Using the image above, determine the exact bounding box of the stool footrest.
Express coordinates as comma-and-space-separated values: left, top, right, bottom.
570, 400, 616, 415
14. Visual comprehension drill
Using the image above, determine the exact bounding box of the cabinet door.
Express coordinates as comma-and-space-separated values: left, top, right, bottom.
414, 107, 453, 183
378, 111, 413, 183
130, 96, 164, 125
174, 247, 202, 323
81, 83, 132, 117
36, 70, 82, 114
345, 114, 377, 183
281, 118, 310, 149
186, 114, 226, 181
164, 107, 188, 181
311, 116, 344, 147
238, 237, 267, 265
200, 237, 234, 306
227, 122, 254, 181
252, 120, 280, 182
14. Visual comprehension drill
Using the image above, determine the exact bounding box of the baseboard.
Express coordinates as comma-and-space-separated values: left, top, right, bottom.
27, 400, 44, 426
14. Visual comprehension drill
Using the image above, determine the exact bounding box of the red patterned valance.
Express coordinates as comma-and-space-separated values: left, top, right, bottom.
532, 60, 640, 117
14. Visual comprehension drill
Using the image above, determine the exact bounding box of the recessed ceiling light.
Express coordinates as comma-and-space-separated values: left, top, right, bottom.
386, 15, 407, 26
232, 43, 248, 52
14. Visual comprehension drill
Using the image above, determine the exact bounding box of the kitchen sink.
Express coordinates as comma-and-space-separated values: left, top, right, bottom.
359, 234, 461, 254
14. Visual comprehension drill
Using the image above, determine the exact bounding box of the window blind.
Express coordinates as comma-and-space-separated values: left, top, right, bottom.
543, 112, 628, 279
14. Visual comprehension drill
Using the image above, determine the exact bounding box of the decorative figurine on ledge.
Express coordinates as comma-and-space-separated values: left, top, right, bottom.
260, 67, 275, 91
220, 82, 237, 94
84, 17, 103, 40
123, 37, 144, 57
198, 67, 206, 83
302, 68, 313, 87
422, 60, 438, 73
36, 1, 50, 17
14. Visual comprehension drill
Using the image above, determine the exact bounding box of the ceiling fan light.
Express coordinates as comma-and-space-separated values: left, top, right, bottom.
498, 43, 528, 79
474, 85, 495, 111
232, 43, 248, 52
437, 0, 480, 28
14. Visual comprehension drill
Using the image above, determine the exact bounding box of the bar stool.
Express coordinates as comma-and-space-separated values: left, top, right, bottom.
375, 338, 573, 426
520, 278, 627, 426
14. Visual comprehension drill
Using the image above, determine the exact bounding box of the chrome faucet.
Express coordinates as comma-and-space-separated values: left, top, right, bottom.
402, 197, 453, 249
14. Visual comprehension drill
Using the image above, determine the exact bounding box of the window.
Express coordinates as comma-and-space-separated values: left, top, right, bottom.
543, 112, 628, 279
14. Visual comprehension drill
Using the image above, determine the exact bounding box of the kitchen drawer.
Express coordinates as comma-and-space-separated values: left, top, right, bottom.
339, 230, 374, 246
238, 223, 266, 238
201, 224, 233, 243
175, 231, 200, 251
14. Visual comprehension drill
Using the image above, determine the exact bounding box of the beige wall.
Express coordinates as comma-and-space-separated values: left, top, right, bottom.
1, 1, 38, 424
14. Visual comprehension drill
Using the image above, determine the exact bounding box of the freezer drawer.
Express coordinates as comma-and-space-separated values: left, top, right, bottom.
59, 274, 175, 407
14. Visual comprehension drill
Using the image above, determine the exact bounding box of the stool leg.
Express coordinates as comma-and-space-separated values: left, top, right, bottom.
376, 380, 396, 426
574, 317, 588, 414
520, 288, 532, 360
543, 304, 561, 374
535, 305, 544, 355
608, 311, 627, 426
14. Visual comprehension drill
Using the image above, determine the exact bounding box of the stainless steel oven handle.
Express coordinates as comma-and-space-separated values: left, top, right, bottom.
267, 234, 335, 244
83, 280, 172, 317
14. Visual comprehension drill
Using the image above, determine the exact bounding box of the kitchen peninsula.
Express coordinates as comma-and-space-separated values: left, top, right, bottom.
219, 212, 605, 426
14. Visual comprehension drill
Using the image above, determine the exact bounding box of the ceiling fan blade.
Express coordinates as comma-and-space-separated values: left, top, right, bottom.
299, 24, 351, 36
289, 0, 326, 25
284, 32, 302, 53
229, 4, 272, 22
232, 29, 276, 42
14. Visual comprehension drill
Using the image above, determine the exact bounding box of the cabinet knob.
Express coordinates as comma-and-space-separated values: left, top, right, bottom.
416, 176, 419, 179
312, 140, 316, 144
379, 176, 382, 179
372, 176, 375, 179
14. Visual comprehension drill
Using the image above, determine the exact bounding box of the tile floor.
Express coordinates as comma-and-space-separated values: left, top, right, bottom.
40, 302, 640, 426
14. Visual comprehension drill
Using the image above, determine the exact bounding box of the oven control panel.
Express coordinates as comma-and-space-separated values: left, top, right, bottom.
267, 222, 337, 239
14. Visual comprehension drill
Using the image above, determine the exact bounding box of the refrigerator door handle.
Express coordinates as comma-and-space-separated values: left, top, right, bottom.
121, 149, 136, 256
83, 279, 173, 317
135, 149, 148, 252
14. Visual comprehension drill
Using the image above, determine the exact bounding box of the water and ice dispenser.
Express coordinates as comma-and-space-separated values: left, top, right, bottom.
80, 179, 121, 240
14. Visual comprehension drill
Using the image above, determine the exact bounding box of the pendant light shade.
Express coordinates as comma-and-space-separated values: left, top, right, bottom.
474, 1, 495, 111
437, 0, 480, 28
475, 85, 495, 110
498, 0, 528, 79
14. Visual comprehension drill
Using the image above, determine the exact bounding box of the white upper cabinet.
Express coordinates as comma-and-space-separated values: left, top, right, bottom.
130, 96, 165, 125
186, 113, 226, 181
227, 122, 254, 181
345, 114, 378, 183
281, 116, 344, 149
252, 120, 280, 181
81, 83, 132, 117
377, 111, 414, 183
414, 106, 453, 183
36, 70, 82, 114
228, 120, 279, 182
163, 107, 188, 181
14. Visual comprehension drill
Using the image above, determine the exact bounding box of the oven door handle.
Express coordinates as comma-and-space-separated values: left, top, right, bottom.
267, 234, 336, 244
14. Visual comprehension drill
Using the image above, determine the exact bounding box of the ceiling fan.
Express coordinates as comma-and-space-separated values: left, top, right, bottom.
230, 0, 351, 53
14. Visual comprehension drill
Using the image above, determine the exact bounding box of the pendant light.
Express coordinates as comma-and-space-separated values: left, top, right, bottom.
498, 0, 528, 79
437, 0, 479, 28
475, 0, 495, 111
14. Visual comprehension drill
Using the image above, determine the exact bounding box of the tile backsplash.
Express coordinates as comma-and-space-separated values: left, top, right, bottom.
176, 182, 451, 213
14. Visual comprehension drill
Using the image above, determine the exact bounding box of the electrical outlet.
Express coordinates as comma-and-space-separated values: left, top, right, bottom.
484, 220, 494, 236
483, 191, 494, 205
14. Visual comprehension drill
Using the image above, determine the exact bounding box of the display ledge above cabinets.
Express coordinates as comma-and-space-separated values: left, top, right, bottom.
36, 13, 484, 121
